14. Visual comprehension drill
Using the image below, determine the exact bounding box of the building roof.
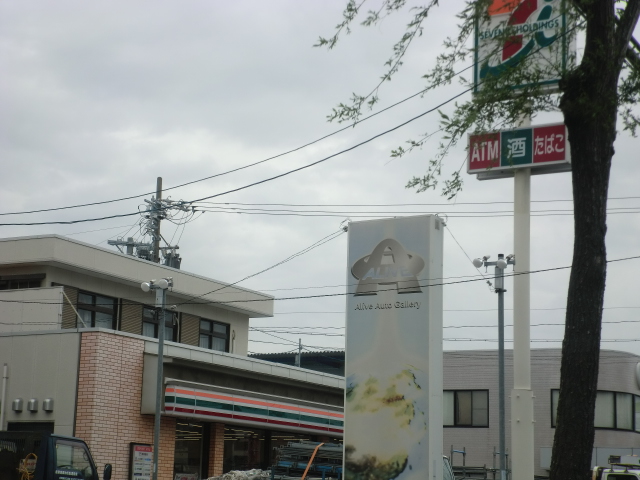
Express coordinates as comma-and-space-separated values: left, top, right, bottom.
0, 235, 273, 318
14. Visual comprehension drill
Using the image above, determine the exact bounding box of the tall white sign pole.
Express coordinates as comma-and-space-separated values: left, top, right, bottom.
512, 114, 534, 480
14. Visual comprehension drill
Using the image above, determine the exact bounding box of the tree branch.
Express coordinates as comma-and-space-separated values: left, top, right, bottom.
615, 0, 640, 69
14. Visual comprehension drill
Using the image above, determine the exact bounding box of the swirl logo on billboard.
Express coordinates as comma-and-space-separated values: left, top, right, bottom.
479, 0, 561, 80
351, 238, 425, 296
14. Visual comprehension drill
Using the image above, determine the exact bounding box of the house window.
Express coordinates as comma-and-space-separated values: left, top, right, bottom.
199, 319, 229, 352
552, 389, 639, 431
142, 307, 176, 341
444, 390, 489, 427
0, 274, 45, 290
77, 291, 116, 328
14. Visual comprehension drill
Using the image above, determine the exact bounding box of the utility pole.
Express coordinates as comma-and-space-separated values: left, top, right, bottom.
295, 339, 302, 367
110, 178, 191, 265
152, 177, 162, 263
473, 253, 515, 480
140, 277, 173, 480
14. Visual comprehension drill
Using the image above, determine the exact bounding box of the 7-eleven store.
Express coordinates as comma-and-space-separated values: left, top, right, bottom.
0, 236, 344, 480
1, 329, 344, 480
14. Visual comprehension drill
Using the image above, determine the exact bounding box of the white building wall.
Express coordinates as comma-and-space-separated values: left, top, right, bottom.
443, 349, 640, 475
0, 330, 81, 435
0, 287, 63, 332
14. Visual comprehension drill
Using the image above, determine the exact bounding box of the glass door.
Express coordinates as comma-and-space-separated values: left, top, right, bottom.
174, 422, 204, 478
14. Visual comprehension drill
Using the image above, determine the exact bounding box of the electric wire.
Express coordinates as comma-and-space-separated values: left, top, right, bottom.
0, 85, 473, 227
193, 196, 640, 207
248, 319, 640, 336
167, 227, 347, 308
0, 20, 583, 224
4, 254, 638, 308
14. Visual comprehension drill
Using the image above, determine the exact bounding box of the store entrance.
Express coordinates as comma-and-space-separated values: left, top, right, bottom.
174, 421, 205, 479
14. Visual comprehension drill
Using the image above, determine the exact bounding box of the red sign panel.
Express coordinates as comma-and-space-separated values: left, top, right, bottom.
533, 124, 566, 163
468, 132, 501, 171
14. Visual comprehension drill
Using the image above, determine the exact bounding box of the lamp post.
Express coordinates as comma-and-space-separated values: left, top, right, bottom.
472, 254, 514, 480
141, 277, 173, 480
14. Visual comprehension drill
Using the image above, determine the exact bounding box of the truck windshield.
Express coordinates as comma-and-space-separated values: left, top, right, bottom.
54, 439, 96, 480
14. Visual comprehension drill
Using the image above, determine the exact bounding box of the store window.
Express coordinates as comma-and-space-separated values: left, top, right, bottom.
0, 274, 44, 290
443, 390, 489, 427
7, 422, 54, 433
174, 422, 205, 478
269, 432, 319, 466
552, 389, 640, 431
77, 291, 116, 329
142, 307, 176, 341
199, 319, 229, 352
224, 427, 267, 471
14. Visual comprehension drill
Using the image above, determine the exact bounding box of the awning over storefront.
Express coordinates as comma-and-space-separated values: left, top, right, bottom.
164, 381, 344, 436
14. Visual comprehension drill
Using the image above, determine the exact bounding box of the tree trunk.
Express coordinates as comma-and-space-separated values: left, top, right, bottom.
549, 1, 639, 478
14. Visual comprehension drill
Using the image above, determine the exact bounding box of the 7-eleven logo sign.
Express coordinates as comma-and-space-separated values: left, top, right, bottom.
474, 0, 569, 92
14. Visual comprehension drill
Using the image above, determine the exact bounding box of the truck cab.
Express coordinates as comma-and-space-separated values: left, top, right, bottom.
593, 456, 640, 480
0, 432, 111, 480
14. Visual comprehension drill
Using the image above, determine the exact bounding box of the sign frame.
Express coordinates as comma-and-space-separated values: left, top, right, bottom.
344, 215, 444, 480
467, 121, 571, 179
129, 443, 153, 480
473, 0, 572, 94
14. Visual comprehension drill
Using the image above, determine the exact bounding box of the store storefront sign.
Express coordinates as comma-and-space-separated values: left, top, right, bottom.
164, 385, 343, 435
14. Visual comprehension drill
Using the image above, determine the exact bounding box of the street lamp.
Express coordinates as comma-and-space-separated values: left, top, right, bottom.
472, 254, 514, 480
140, 277, 173, 480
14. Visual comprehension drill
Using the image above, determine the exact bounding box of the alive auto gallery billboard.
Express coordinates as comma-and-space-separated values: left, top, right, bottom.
344, 216, 444, 480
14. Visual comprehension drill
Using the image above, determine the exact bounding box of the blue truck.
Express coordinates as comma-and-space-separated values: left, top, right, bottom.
0, 431, 112, 480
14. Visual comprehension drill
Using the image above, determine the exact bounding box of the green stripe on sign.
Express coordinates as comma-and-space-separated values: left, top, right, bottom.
195, 399, 233, 411
330, 419, 344, 427
234, 404, 268, 416
165, 396, 176, 404
300, 414, 330, 425
269, 410, 299, 421
175, 396, 196, 406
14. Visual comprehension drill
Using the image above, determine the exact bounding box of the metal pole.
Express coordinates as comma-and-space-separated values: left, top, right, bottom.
495, 257, 506, 480
512, 166, 534, 480
153, 177, 162, 263
296, 338, 302, 367
152, 287, 166, 480
0, 364, 8, 431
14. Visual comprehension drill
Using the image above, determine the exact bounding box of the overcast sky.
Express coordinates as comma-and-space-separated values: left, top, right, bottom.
1, 1, 639, 359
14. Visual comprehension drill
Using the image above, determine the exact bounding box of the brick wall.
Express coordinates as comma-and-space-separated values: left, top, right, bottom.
208, 423, 225, 477
76, 331, 176, 480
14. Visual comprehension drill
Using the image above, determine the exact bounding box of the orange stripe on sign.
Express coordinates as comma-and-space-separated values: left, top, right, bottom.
193, 390, 235, 403
172, 388, 196, 397
171, 387, 344, 419
488, 0, 520, 15
231, 396, 273, 408
296, 407, 343, 418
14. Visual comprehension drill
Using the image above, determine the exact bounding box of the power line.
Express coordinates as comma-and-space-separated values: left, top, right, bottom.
3, 254, 639, 308
247, 337, 640, 346
171, 227, 346, 307
267, 305, 640, 315
1, 20, 584, 224
191, 207, 640, 219
193, 196, 640, 207
0, 84, 473, 227
248, 318, 640, 336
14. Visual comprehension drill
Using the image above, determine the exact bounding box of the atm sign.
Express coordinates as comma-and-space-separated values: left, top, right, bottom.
468, 123, 569, 174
